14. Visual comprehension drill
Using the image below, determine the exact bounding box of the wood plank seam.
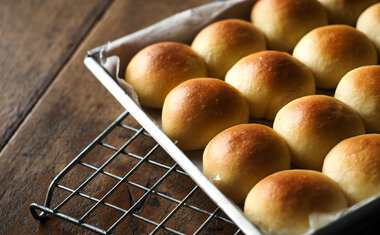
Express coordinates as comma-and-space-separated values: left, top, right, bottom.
0, 0, 115, 152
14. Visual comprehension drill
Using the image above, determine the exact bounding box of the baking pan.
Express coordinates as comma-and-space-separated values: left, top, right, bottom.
84, 0, 380, 234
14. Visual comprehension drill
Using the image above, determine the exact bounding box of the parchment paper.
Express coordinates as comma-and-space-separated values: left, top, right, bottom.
94, 0, 380, 234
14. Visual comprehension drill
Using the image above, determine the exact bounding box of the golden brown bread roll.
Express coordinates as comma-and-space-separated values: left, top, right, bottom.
191, 19, 266, 79
162, 78, 249, 151
125, 42, 207, 108
335, 65, 380, 133
251, 0, 328, 52
293, 25, 377, 89
318, 0, 379, 25
357, 2, 380, 59
225, 51, 315, 120
322, 134, 380, 205
203, 124, 290, 203
273, 95, 365, 171
244, 170, 347, 234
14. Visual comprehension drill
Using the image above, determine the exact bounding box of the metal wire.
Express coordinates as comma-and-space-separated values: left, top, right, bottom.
194, 208, 220, 235
149, 185, 199, 234
30, 111, 239, 234
77, 161, 235, 224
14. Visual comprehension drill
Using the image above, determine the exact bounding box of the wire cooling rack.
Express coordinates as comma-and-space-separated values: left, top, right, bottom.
30, 110, 242, 234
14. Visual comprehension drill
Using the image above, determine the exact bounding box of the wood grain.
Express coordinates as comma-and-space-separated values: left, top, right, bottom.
0, 0, 112, 149
0, 0, 238, 234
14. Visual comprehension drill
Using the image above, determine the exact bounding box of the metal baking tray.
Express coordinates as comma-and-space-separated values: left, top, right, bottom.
82, 2, 380, 235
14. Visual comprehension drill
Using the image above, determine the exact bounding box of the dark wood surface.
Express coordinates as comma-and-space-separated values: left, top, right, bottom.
0, 0, 243, 234
0, 0, 112, 149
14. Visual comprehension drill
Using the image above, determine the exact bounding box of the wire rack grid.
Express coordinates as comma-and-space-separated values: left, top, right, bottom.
30, 110, 242, 234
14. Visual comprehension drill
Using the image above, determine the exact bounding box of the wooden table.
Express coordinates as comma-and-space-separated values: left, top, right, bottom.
0, 0, 243, 234
1, 0, 379, 234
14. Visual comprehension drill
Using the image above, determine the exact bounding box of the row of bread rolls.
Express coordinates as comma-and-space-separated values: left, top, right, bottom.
242, 6, 380, 230
159, 25, 380, 150
203, 98, 380, 234
125, 1, 380, 109
251, 0, 380, 52
241, 1, 380, 230
243, 133, 380, 234
203, 102, 380, 234
126, 2, 380, 112
123, 0, 380, 234
253, 0, 379, 89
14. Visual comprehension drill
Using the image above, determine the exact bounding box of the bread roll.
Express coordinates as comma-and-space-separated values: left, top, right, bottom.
335, 66, 380, 133
191, 19, 266, 79
225, 51, 315, 120
273, 95, 365, 171
203, 124, 290, 203
318, 0, 378, 25
251, 0, 328, 52
244, 170, 347, 234
162, 78, 249, 151
293, 25, 377, 89
125, 42, 207, 108
323, 134, 380, 205
357, 3, 380, 59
